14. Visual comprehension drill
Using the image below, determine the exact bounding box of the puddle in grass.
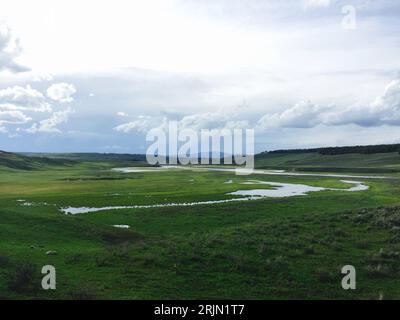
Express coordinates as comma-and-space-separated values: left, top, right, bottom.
228, 180, 368, 197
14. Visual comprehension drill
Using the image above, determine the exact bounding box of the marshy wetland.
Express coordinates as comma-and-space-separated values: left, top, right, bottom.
1, 151, 400, 299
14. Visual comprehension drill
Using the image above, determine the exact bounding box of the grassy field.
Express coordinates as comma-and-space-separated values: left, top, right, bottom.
255, 151, 400, 173
0, 151, 400, 299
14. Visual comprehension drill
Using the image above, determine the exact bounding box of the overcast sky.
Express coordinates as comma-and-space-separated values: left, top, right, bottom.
0, 0, 400, 153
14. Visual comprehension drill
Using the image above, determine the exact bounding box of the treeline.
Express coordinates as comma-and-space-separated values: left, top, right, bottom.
260, 143, 400, 156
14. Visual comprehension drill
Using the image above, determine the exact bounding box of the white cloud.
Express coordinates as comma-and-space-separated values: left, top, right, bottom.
0, 23, 29, 73
46, 83, 77, 103
179, 112, 226, 131
224, 120, 249, 130
304, 0, 331, 8
176, 112, 247, 131
257, 78, 400, 130
0, 0, 399, 151
0, 110, 31, 125
115, 107, 250, 134
114, 116, 164, 134
257, 100, 330, 130
117, 111, 127, 117
177, 104, 250, 131
26, 108, 73, 134
32, 72, 54, 82
0, 85, 51, 112
329, 78, 400, 127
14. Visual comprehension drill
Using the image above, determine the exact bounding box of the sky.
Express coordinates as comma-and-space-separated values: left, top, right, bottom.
0, 0, 400, 153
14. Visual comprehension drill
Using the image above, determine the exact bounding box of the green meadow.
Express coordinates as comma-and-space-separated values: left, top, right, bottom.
0, 151, 400, 299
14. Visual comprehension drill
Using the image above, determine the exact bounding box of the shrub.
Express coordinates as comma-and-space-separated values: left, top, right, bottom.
315, 269, 334, 283
330, 241, 343, 251
303, 246, 315, 255
95, 254, 113, 267
112, 243, 131, 259
231, 255, 258, 273
258, 242, 268, 255
66, 253, 83, 265
10, 262, 37, 292
265, 255, 288, 272
69, 286, 97, 300
364, 264, 393, 277
142, 254, 158, 267
0, 255, 9, 267
354, 241, 370, 249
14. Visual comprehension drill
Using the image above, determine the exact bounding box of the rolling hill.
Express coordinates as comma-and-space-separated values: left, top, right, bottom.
1, 142, 400, 173
255, 143, 400, 173
0, 150, 76, 170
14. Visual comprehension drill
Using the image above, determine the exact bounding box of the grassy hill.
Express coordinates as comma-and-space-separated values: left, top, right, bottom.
0, 151, 77, 171
20, 152, 146, 163
3, 142, 400, 173
255, 144, 400, 174
20, 153, 148, 168
0, 151, 148, 171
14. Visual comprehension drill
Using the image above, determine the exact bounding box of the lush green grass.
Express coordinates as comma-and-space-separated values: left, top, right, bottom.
1, 156, 400, 299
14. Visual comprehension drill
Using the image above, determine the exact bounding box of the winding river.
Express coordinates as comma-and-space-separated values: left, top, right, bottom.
60, 176, 370, 215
